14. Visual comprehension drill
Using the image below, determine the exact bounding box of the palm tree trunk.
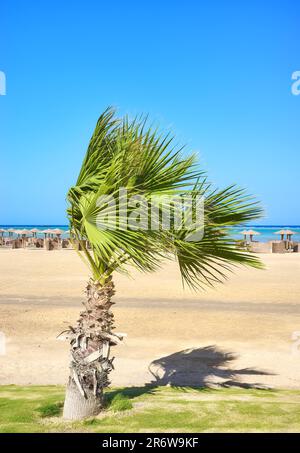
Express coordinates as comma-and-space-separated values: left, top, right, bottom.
63, 278, 121, 420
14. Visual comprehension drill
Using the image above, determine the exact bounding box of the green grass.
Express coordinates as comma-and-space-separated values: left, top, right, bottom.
108, 393, 133, 412
36, 401, 64, 418
0, 385, 300, 432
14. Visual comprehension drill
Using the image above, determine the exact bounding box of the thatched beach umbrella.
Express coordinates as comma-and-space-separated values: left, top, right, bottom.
241, 229, 260, 242
248, 229, 260, 242
47, 229, 59, 238
52, 228, 64, 247
274, 229, 286, 241
19, 228, 31, 236
241, 230, 248, 241
41, 229, 52, 239
52, 228, 64, 237
18, 229, 31, 237
0, 228, 5, 244
7, 228, 15, 237
274, 229, 296, 241
17, 229, 31, 247
285, 229, 296, 241
14, 229, 30, 238
30, 228, 39, 238
41, 229, 54, 249
13, 229, 21, 238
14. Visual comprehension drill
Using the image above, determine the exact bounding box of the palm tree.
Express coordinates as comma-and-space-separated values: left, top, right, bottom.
63, 107, 263, 420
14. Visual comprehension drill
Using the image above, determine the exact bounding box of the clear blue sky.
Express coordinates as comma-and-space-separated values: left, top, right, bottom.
1, 0, 299, 225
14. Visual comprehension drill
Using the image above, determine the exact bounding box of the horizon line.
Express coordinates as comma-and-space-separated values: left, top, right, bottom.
1, 224, 300, 228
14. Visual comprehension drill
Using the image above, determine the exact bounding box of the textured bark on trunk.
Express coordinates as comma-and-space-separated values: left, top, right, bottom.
63, 278, 122, 420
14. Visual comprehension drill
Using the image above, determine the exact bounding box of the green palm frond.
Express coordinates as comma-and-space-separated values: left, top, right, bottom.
67, 107, 263, 287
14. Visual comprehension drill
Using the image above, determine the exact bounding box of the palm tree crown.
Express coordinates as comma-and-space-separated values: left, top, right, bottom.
67, 107, 263, 290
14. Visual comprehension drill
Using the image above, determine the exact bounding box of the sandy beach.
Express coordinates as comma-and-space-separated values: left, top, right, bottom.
0, 249, 300, 389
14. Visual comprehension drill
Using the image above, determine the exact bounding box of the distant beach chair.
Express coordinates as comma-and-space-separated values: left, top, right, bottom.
272, 241, 286, 253
62, 239, 73, 249
12, 239, 22, 249
293, 243, 300, 253
44, 239, 55, 250
7, 240, 13, 248
249, 241, 272, 253
73, 239, 87, 251
0, 238, 10, 248
52, 239, 59, 250
62, 239, 68, 248
35, 239, 43, 248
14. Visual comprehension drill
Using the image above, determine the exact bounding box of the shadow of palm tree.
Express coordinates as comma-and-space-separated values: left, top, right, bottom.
148, 345, 274, 389
106, 345, 274, 403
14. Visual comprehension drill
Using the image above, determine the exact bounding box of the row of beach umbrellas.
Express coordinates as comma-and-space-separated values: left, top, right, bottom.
241, 229, 296, 241
0, 228, 297, 242
0, 228, 71, 238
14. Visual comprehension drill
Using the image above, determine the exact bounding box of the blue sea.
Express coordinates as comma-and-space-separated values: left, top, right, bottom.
1, 225, 300, 242
230, 226, 300, 242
